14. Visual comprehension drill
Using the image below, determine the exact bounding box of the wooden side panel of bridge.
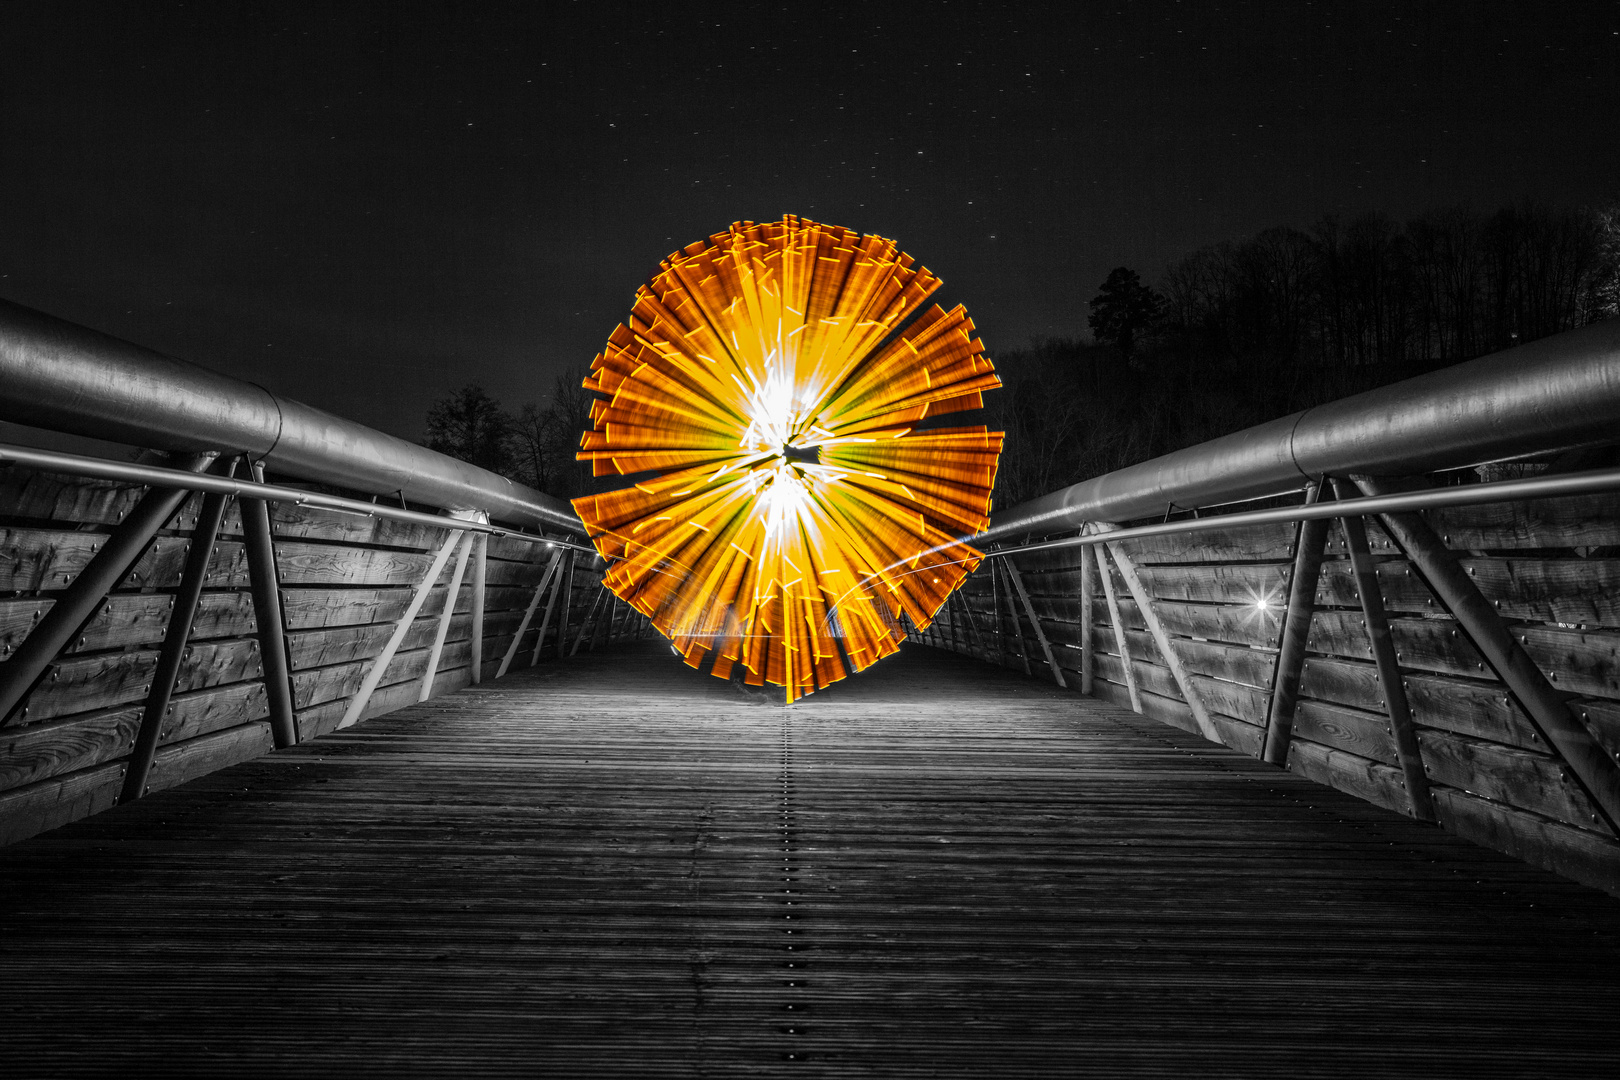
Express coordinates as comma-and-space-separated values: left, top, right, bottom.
3, 638, 1617, 1077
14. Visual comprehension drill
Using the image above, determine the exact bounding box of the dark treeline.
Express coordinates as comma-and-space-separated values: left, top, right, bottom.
423, 366, 597, 502
988, 199, 1620, 508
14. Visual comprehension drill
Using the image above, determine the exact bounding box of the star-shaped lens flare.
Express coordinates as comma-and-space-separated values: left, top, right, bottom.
572, 216, 1004, 701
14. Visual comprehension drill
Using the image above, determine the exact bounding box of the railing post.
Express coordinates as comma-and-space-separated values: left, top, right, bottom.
571, 584, 607, 657
1078, 540, 1096, 695
241, 461, 298, 749
338, 528, 461, 729
1356, 475, 1620, 834
1093, 542, 1141, 712
1263, 482, 1331, 766
557, 550, 576, 661
532, 552, 567, 665
1330, 478, 1436, 821
469, 532, 487, 683
122, 457, 237, 802
0, 452, 213, 725
1004, 557, 1066, 689
998, 559, 1032, 676
1108, 536, 1220, 743
498, 548, 562, 678
420, 531, 475, 702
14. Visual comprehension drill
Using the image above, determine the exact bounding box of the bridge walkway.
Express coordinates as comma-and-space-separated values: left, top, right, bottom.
3, 640, 1618, 1077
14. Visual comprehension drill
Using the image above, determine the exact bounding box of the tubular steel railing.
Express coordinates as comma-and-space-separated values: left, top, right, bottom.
0, 301, 642, 846
914, 321, 1620, 896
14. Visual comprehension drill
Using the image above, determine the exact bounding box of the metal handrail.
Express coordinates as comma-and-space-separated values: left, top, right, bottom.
0, 442, 597, 554
854, 464, 1620, 594
0, 298, 583, 533
980, 318, 1620, 543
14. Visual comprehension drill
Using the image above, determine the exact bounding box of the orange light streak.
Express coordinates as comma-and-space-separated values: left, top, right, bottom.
572, 216, 1003, 701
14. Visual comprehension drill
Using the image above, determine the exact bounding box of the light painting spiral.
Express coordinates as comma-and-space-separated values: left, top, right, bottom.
572, 216, 1003, 701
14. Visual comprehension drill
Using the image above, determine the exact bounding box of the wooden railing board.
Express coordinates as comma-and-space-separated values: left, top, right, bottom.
1092, 652, 1181, 702
1316, 559, 1439, 612
0, 466, 146, 526
158, 682, 269, 745
144, 721, 275, 796
1190, 674, 1270, 725
0, 760, 125, 846
1418, 728, 1608, 833
1433, 787, 1620, 895
273, 542, 440, 586
289, 640, 472, 711
0, 705, 142, 790
1512, 624, 1620, 700
1292, 700, 1400, 766
1423, 492, 1620, 551
1286, 738, 1411, 817
1133, 562, 1292, 605
1112, 522, 1297, 564
1299, 655, 1384, 711
1405, 674, 1541, 748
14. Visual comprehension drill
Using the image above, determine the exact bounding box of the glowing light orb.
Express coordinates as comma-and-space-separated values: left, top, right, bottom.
572, 216, 1003, 701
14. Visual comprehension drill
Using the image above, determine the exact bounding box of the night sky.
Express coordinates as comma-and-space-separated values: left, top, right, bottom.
3, 1, 1617, 443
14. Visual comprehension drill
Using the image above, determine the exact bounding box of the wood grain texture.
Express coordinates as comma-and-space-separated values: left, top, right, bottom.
1418, 729, 1607, 832
3, 640, 1618, 1075
0, 465, 145, 526
1426, 492, 1620, 550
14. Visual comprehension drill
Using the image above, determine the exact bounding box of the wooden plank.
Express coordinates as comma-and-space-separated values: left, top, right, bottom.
1286, 738, 1411, 817
1464, 558, 1620, 626
1514, 624, 1620, 700
144, 722, 275, 796
5, 591, 256, 659
0, 760, 124, 846
201, 541, 250, 588
274, 542, 439, 586
240, 502, 449, 549
1019, 567, 1086, 597
1406, 673, 1541, 749
1134, 562, 1291, 605
1189, 674, 1270, 726
1293, 700, 1399, 766
173, 639, 265, 694
16, 650, 156, 722
0, 527, 110, 591
1418, 729, 1606, 831
1425, 492, 1620, 551
1434, 787, 1620, 895
1299, 656, 1383, 711
296, 678, 424, 741
1112, 521, 1297, 564
1317, 559, 1438, 613
1576, 698, 1620, 762
1027, 594, 1085, 623
1152, 600, 1282, 649
68, 594, 174, 653
158, 682, 270, 744
0, 706, 142, 792
1172, 637, 1276, 688
482, 556, 557, 587
1320, 556, 1620, 625
1092, 652, 1180, 701
1307, 610, 1494, 677
191, 591, 258, 640
0, 465, 144, 525
0, 596, 49, 659
292, 640, 472, 711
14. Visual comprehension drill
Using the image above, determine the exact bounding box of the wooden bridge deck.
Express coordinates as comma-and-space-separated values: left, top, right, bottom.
3, 640, 1618, 1077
